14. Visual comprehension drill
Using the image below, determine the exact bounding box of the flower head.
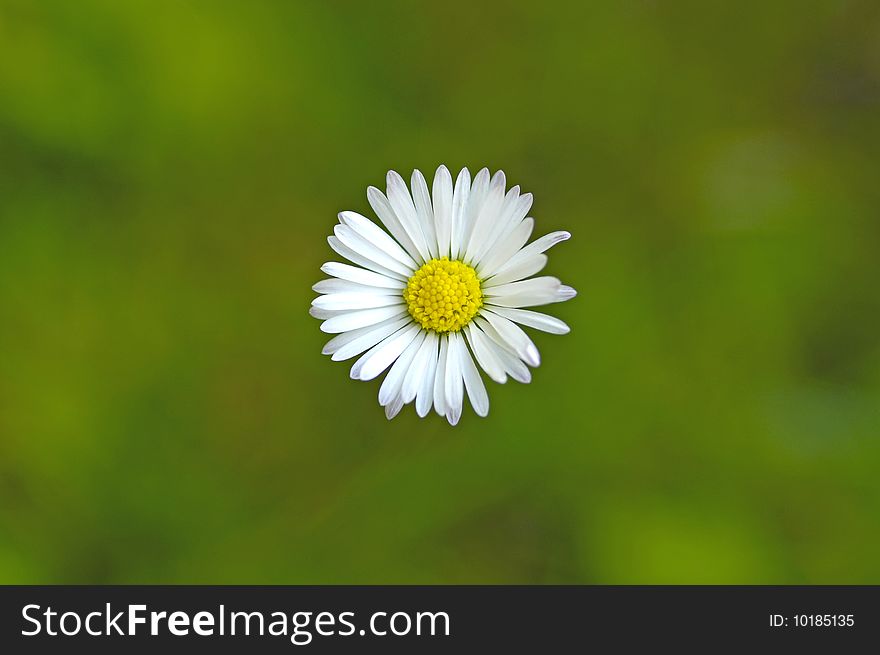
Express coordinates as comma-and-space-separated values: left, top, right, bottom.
311, 166, 576, 425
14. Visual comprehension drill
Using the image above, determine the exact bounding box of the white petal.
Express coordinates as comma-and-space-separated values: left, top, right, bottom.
455, 167, 490, 260
416, 333, 439, 417
488, 307, 570, 335
312, 278, 402, 296
482, 254, 547, 287
432, 165, 453, 258
401, 330, 436, 404
488, 337, 532, 383
320, 305, 408, 333
463, 170, 506, 265
516, 230, 571, 258
378, 330, 426, 406
338, 211, 418, 270
449, 168, 471, 260
457, 336, 489, 417
328, 236, 407, 281
497, 231, 571, 274
334, 225, 414, 278
479, 310, 541, 367
472, 187, 531, 266
312, 292, 404, 311
411, 170, 438, 259
476, 217, 534, 278
323, 315, 412, 360
350, 323, 421, 381
367, 185, 422, 262
558, 285, 577, 301
387, 170, 431, 262
321, 262, 405, 289
464, 324, 507, 383
484, 276, 575, 308
474, 318, 533, 383
385, 395, 404, 420
309, 305, 345, 320
444, 332, 465, 425
433, 335, 450, 417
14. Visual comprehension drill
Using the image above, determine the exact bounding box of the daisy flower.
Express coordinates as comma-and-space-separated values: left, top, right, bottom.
311, 166, 576, 425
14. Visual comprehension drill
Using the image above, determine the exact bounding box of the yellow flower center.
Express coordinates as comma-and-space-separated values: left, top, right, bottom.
404, 257, 483, 333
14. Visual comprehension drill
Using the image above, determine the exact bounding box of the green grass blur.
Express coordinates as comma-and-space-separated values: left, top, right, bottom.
1, 0, 879, 584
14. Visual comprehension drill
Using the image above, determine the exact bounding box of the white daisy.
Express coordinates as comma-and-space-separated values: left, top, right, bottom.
311, 166, 576, 425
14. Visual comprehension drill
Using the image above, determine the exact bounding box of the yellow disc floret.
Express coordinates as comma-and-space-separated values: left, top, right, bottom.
404, 257, 483, 333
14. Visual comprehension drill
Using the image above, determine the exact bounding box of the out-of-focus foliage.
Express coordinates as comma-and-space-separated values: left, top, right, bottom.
0, 0, 878, 583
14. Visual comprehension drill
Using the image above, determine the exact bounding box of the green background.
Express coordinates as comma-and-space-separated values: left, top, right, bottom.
1, 0, 878, 584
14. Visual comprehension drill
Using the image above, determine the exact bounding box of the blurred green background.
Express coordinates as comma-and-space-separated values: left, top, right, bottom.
1, 0, 879, 584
